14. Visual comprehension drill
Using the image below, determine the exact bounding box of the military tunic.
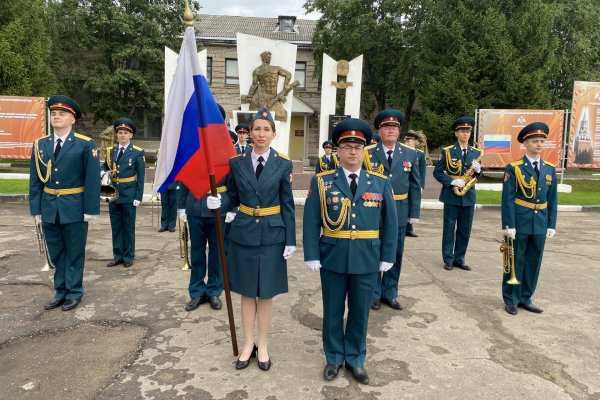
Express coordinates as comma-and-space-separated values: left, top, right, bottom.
315, 153, 339, 174
406, 149, 426, 235
365, 142, 421, 301
160, 181, 179, 230
501, 157, 557, 306
433, 143, 482, 266
102, 144, 145, 264
29, 131, 100, 300
221, 148, 296, 299
303, 168, 398, 368
235, 142, 251, 155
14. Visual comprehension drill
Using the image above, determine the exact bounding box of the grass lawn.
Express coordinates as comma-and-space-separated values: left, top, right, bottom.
476, 179, 600, 205
0, 179, 29, 194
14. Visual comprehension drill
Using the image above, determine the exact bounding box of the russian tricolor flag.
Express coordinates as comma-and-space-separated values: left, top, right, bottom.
153, 27, 235, 199
483, 134, 512, 154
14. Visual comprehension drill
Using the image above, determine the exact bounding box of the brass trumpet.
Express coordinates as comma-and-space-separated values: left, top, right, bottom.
500, 227, 519, 285
36, 222, 55, 271
178, 214, 191, 271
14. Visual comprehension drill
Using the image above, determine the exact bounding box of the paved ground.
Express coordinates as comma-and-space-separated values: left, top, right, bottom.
0, 202, 599, 400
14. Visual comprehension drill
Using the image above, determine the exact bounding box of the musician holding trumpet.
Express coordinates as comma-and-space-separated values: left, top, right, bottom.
29, 95, 100, 311
433, 117, 482, 271
501, 123, 557, 315
101, 118, 145, 268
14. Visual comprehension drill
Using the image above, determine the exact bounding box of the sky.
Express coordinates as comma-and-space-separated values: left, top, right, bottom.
197, 0, 321, 20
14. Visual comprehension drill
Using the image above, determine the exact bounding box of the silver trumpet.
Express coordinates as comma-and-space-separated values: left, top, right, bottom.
36, 222, 55, 271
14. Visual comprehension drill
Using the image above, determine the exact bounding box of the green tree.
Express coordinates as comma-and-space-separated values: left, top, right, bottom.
0, 0, 59, 96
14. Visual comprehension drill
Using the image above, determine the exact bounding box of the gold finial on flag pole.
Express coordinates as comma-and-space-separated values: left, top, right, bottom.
184, 0, 194, 27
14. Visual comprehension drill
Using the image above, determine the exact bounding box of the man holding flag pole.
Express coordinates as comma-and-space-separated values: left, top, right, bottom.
152, 1, 238, 356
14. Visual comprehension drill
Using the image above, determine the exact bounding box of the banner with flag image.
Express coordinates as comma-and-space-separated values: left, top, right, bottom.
153, 26, 235, 199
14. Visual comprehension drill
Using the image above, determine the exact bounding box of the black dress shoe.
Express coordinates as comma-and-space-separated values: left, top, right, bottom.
258, 358, 272, 371
324, 364, 341, 380
124, 260, 134, 268
62, 299, 80, 311
185, 294, 208, 311
158, 227, 167, 232
505, 304, 518, 315
405, 232, 418, 237
106, 260, 123, 267
209, 296, 222, 310
444, 263, 453, 271
44, 298, 65, 310
381, 298, 403, 310
519, 303, 543, 313
453, 262, 471, 271
169, 227, 176, 232
370, 299, 381, 310
345, 365, 370, 384
235, 345, 257, 370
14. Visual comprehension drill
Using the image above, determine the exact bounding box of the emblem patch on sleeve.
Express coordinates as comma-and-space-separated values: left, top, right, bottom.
504, 172, 510, 182
92, 148, 98, 159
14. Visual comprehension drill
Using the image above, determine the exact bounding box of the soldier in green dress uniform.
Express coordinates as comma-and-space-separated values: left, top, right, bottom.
402, 130, 426, 237
315, 140, 339, 173
501, 122, 557, 315
304, 118, 398, 384
102, 118, 145, 268
29, 95, 100, 311
433, 117, 482, 271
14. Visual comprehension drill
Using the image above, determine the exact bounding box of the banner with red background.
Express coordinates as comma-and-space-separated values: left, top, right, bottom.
569, 81, 600, 168
0, 96, 46, 159
477, 109, 564, 169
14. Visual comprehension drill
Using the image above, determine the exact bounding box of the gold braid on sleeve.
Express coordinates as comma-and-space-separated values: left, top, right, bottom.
34, 140, 52, 183
318, 176, 351, 232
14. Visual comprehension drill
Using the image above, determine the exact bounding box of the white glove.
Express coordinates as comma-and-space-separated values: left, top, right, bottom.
379, 261, 394, 272
178, 209, 187, 222
546, 228, 556, 239
471, 160, 481, 173
451, 179, 465, 188
83, 214, 97, 222
225, 212, 236, 223
283, 246, 296, 260
504, 228, 516, 240
206, 194, 221, 210
34, 215, 42, 226
304, 260, 322, 272
133, 200, 141, 207
100, 170, 106, 178
408, 218, 419, 224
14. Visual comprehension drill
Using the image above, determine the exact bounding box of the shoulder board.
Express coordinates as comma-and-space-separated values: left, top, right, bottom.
35, 135, 51, 143
544, 161, 555, 167
74, 133, 91, 141
316, 170, 335, 178
399, 143, 415, 150
364, 143, 377, 150
443, 145, 454, 150
276, 152, 290, 160
132, 145, 143, 151
366, 171, 388, 180
510, 160, 523, 167
230, 154, 242, 159
416, 148, 424, 153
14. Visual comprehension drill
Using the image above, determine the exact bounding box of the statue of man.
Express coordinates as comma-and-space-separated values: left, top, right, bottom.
99, 125, 116, 159
241, 51, 299, 121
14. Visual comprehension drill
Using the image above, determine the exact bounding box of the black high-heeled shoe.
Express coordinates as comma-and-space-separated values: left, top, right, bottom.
235, 345, 257, 370
257, 347, 271, 371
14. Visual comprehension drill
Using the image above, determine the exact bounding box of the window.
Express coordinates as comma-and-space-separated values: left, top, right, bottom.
295, 62, 306, 88
225, 58, 239, 85
206, 57, 213, 85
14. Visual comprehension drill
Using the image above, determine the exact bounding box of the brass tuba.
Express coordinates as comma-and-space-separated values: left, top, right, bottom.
500, 228, 519, 285
452, 145, 484, 197
100, 171, 119, 203
179, 214, 191, 271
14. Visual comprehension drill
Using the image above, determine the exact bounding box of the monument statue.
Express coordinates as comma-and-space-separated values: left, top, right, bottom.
415, 130, 433, 166
241, 51, 300, 121
99, 125, 116, 156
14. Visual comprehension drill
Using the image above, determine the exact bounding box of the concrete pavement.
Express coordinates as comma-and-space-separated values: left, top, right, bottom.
0, 202, 599, 399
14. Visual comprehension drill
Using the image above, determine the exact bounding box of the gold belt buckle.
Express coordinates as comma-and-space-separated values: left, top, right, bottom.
253, 207, 260, 216
349, 230, 359, 240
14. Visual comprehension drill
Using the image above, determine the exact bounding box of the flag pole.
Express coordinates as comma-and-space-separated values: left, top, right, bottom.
185, 0, 238, 357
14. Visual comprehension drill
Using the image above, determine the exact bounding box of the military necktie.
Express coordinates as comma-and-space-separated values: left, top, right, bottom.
116, 147, 124, 162
387, 150, 393, 167
349, 173, 358, 196
54, 138, 62, 158
533, 160, 540, 178
256, 156, 264, 179
241, 145, 245, 153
